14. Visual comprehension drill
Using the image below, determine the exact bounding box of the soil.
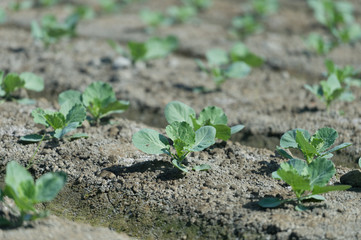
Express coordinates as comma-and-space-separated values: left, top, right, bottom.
0, 0, 361, 239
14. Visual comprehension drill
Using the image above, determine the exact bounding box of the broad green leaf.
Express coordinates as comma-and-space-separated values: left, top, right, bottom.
171, 159, 188, 172
277, 161, 312, 192
198, 106, 227, 125
3, 73, 25, 95
296, 130, 317, 160
82, 81, 115, 107
312, 184, 351, 195
359, 157, 361, 169
225, 62, 251, 78
35, 172, 66, 202
16, 98, 36, 105
206, 48, 229, 66
308, 158, 335, 187
0, 8, 6, 24
20, 72, 44, 92
312, 127, 337, 152
31, 21, 43, 39
65, 103, 86, 124
128, 42, 147, 62
258, 197, 284, 208
144, 36, 178, 60
99, 100, 129, 118
166, 121, 195, 146
58, 90, 82, 106
191, 126, 216, 151
4, 161, 36, 211
229, 42, 248, 60
321, 74, 342, 97
230, 125, 244, 135
32, 108, 51, 127
193, 164, 211, 171
132, 129, 170, 154
280, 129, 310, 149
164, 101, 195, 126
271, 170, 281, 180
20, 134, 44, 142
287, 158, 309, 176
53, 122, 79, 139
212, 124, 231, 141
45, 112, 66, 130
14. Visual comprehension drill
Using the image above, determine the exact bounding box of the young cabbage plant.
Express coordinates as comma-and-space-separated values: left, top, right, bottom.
31, 13, 80, 45
164, 101, 244, 141
276, 127, 352, 164
0, 161, 66, 227
132, 121, 216, 173
196, 42, 263, 90
181, 0, 212, 11
21, 101, 87, 142
0, 71, 44, 104
305, 74, 348, 111
58, 81, 129, 125
258, 157, 351, 211
305, 33, 333, 55
128, 35, 179, 63
324, 59, 361, 86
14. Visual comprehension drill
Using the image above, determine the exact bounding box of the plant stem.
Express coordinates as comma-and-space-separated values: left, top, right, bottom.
26, 134, 45, 169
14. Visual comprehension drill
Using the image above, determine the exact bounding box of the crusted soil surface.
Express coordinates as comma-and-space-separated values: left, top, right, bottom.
0, 0, 361, 239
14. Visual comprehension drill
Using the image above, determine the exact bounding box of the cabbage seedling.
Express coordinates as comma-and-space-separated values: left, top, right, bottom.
196, 42, 262, 89
277, 127, 352, 164
0, 161, 66, 227
21, 102, 87, 142
58, 81, 129, 125
128, 36, 179, 62
132, 121, 216, 173
164, 101, 244, 141
305, 74, 346, 111
258, 158, 351, 210
0, 71, 44, 103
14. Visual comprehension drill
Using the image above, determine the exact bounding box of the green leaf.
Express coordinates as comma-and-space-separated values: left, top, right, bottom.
276, 147, 293, 159
53, 122, 79, 139
3, 73, 25, 95
287, 158, 309, 176
295, 204, 308, 211
312, 127, 337, 152
58, 90, 82, 106
198, 106, 228, 125
128, 42, 147, 62
32, 108, 51, 127
132, 129, 170, 154
320, 142, 352, 157
359, 157, 361, 169
191, 126, 216, 151
193, 164, 211, 171
166, 121, 195, 147
99, 100, 129, 118
280, 129, 310, 149
308, 158, 335, 187
16, 98, 36, 105
68, 133, 88, 140
4, 161, 36, 211
206, 48, 229, 66
225, 62, 251, 79
45, 112, 66, 130
64, 103, 86, 125
144, 36, 178, 60
296, 130, 318, 160
20, 72, 44, 92
171, 159, 188, 172
302, 194, 325, 201
312, 184, 351, 195
212, 124, 231, 141
230, 125, 244, 135
258, 197, 284, 208
277, 161, 312, 192
164, 101, 195, 126
35, 172, 66, 202
20, 134, 44, 142
82, 81, 115, 107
